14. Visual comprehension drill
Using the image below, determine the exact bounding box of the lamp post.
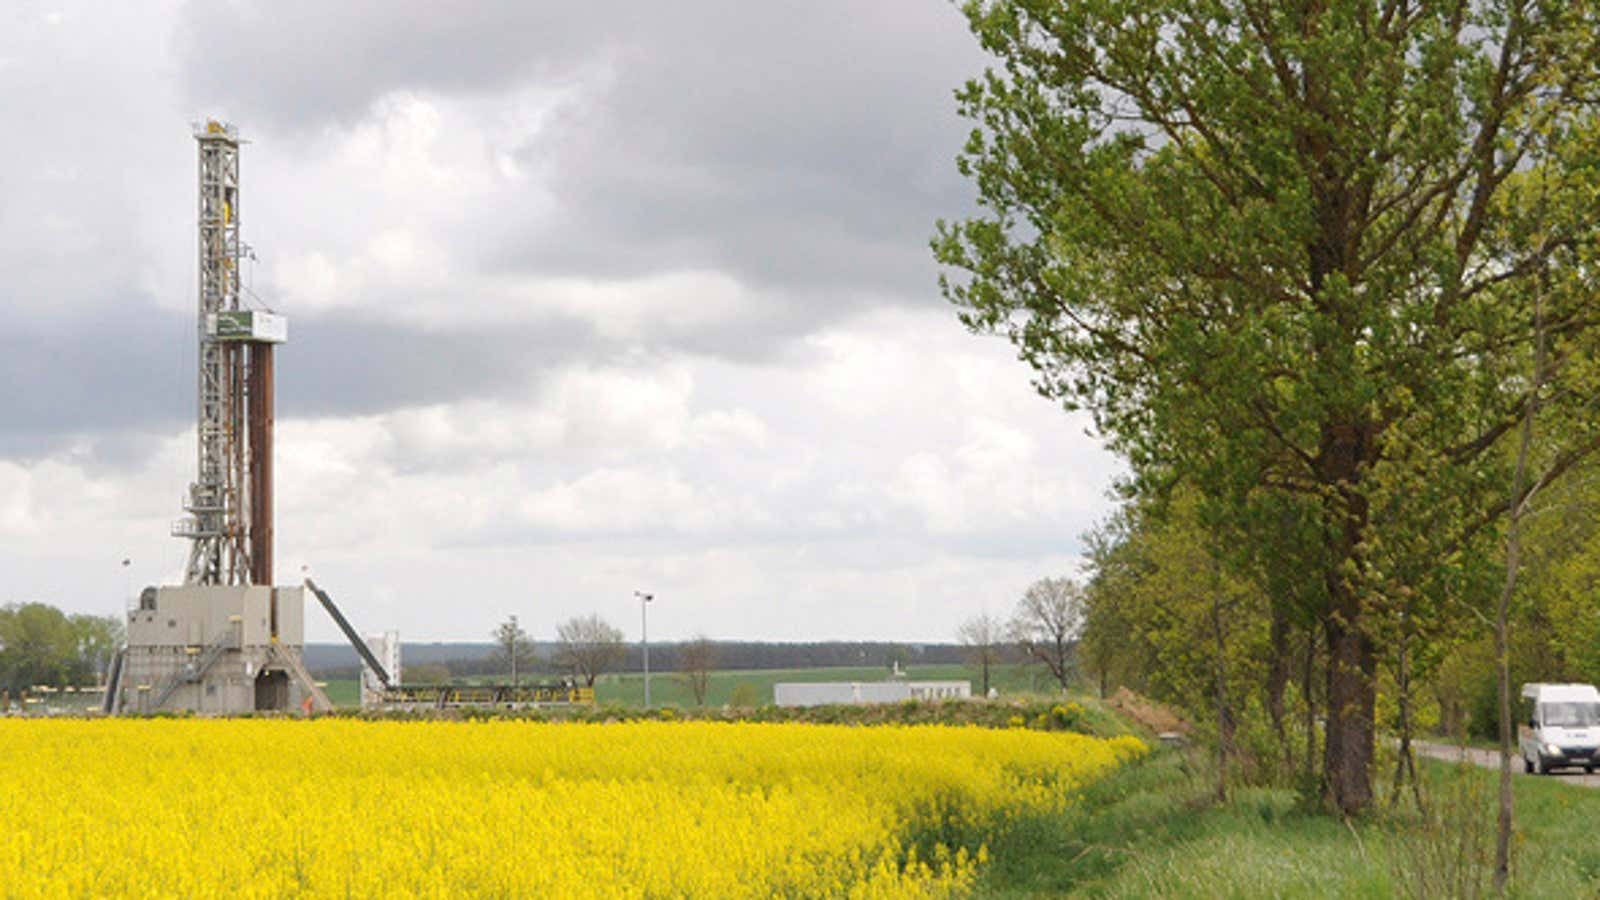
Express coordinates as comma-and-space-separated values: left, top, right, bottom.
636, 591, 654, 707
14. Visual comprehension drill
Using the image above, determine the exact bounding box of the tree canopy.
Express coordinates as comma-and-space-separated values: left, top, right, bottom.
554, 614, 627, 687
677, 636, 718, 706
491, 615, 534, 687
956, 612, 1006, 696
0, 603, 124, 694
1009, 577, 1084, 690
937, 0, 1600, 813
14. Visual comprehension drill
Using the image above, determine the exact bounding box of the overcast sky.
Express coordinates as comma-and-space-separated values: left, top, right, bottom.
0, 1, 1119, 642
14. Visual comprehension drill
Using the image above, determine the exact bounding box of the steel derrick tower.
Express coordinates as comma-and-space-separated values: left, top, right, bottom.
106, 120, 590, 716
174, 121, 284, 586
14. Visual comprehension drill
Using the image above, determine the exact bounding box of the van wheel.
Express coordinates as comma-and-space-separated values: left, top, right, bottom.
1586, 764, 1595, 775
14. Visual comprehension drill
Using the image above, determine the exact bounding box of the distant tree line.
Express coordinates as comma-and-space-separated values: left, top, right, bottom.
309, 640, 964, 680
0, 602, 124, 694
649, 641, 964, 672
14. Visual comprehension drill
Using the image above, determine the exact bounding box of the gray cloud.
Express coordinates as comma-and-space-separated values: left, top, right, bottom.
279, 312, 602, 418
0, 299, 190, 449
1, 3, 1123, 642
0, 297, 608, 460
174, 4, 595, 130
4, 2, 995, 456
178, 1, 987, 304
498, 4, 984, 300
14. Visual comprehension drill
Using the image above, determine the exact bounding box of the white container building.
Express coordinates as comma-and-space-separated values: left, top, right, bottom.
773, 680, 971, 707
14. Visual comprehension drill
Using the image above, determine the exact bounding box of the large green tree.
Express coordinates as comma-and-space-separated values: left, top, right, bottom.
936, 0, 1600, 813
70, 613, 125, 683
0, 604, 84, 692
0, 604, 126, 695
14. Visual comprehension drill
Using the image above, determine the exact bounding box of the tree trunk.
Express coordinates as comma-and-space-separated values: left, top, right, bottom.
1318, 418, 1377, 817
1495, 548, 1518, 893
1323, 606, 1376, 816
1303, 625, 1318, 786
1210, 593, 1235, 804
1495, 272, 1545, 892
1052, 637, 1071, 690
1267, 610, 1291, 775
1391, 619, 1424, 811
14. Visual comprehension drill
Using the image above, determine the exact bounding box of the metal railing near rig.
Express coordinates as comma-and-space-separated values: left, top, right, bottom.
379, 683, 596, 711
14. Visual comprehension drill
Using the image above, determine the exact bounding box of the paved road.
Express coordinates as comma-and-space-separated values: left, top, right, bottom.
1413, 740, 1600, 788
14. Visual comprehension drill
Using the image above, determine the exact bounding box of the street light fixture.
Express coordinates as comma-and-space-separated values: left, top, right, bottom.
636, 591, 654, 707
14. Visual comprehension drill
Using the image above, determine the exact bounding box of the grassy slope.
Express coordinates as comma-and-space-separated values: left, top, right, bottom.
302, 673, 1597, 896
975, 751, 1600, 897
320, 679, 360, 708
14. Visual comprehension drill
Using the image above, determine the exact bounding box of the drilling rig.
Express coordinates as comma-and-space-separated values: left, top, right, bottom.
104, 121, 326, 715
101, 122, 591, 715
179, 119, 282, 587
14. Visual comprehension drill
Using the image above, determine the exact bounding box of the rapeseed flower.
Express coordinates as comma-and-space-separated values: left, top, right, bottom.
0, 719, 1143, 897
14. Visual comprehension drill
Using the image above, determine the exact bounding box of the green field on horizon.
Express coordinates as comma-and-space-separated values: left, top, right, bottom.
321, 662, 1057, 709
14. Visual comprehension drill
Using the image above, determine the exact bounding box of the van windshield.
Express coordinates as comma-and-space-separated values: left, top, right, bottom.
1540, 702, 1600, 728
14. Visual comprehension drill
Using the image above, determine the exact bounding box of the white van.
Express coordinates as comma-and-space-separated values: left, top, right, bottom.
1519, 683, 1600, 775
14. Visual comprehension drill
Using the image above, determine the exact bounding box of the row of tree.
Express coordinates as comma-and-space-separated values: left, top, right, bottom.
0, 603, 124, 694
490, 614, 723, 704
956, 577, 1083, 696
1071, 463, 1600, 801
937, 1, 1600, 853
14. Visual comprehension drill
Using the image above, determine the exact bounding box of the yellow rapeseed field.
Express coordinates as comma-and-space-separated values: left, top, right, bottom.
0, 719, 1144, 898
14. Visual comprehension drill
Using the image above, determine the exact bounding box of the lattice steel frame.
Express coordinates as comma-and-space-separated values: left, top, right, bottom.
179, 122, 251, 585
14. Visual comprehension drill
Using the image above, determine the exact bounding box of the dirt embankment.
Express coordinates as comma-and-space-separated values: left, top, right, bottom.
1105, 687, 1191, 736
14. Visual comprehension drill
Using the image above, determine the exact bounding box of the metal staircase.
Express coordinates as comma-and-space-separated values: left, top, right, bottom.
151, 619, 241, 709
268, 642, 333, 713
100, 648, 126, 714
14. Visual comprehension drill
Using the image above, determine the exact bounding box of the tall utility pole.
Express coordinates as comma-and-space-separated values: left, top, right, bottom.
174, 121, 286, 586
636, 591, 654, 707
